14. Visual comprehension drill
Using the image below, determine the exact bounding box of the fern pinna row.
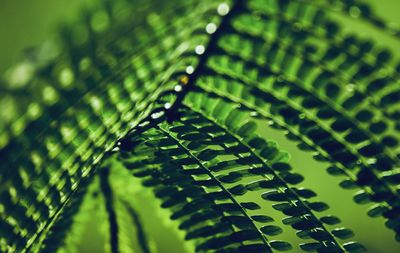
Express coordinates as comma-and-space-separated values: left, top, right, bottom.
0, 0, 399, 252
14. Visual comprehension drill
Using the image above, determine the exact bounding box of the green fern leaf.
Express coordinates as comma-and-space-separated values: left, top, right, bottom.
1, 0, 400, 252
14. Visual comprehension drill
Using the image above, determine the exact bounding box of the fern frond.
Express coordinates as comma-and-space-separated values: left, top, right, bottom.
191, 59, 400, 238
119, 128, 275, 252
243, 0, 400, 127
40, 174, 99, 253
32, 169, 96, 253
168, 2, 400, 238
182, 94, 366, 252
117, 99, 365, 252
110, 161, 192, 253
1, 0, 400, 252
0, 0, 224, 251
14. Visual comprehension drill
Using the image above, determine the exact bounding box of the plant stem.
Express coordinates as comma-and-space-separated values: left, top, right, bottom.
100, 167, 119, 253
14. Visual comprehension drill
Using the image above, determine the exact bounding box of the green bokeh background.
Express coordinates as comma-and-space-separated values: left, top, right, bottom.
1, 0, 400, 252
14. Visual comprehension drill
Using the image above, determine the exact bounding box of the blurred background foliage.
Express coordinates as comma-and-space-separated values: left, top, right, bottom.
0, 0, 400, 252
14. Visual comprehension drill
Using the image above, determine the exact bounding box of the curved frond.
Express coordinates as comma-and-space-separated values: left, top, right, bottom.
117, 100, 364, 252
